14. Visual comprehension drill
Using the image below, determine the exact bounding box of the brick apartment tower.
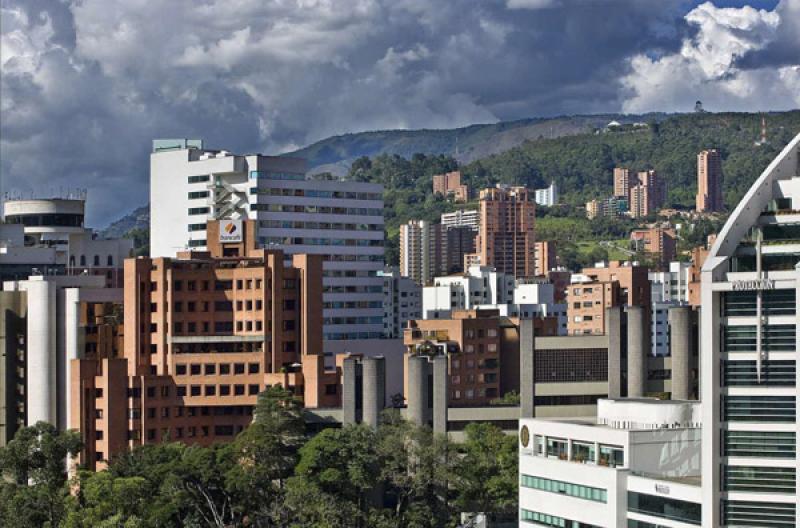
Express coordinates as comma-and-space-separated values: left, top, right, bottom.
613, 168, 631, 198
696, 149, 723, 212
476, 186, 536, 278
629, 170, 666, 218
71, 219, 337, 469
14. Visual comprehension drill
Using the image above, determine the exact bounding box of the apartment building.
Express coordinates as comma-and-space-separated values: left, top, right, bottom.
566, 261, 651, 336
586, 196, 625, 219
476, 186, 536, 278
650, 261, 693, 357
696, 148, 724, 213
533, 182, 558, 207
630, 226, 677, 268
700, 133, 799, 526
149, 140, 385, 347
432, 171, 469, 202
519, 399, 702, 528
422, 265, 515, 319
534, 240, 557, 276
399, 220, 446, 285
613, 167, 632, 198
441, 209, 479, 230
71, 219, 338, 469
629, 170, 666, 219
1, 197, 133, 286
379, 268, 421, 339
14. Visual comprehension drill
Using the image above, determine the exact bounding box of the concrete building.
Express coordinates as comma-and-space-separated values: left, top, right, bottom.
700, 133, 800, 526
519, 399, 702, 528
696, 148, 723, 213
71, 219, 339, 469
399, 220, 447, 286
630, 226, 677, 269
379, 268, 421, 339
441, 209, 479, 230
148, 140, 385, 350
1, 197, 133, 286
445, 226, 477, 275
586, 196, 626, 219
533, 182, 558, 207
432, 171, 469, 202
567, 261, 651, 337
476, 186, 536, 278
533, 240, 557, 276
0, 274, 123, 446
650, 261, 693, 357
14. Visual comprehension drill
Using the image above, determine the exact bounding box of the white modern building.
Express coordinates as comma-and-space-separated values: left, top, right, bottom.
650, 261, 693, 356
699, 133, 800, 527
0, 197, 133, 285
149, 139, 385, 352
379, 268, 421, 339
534, 182, 558, 207
422, 265, 515, 319
519, 398, 702, 528
441, 209, 479, 230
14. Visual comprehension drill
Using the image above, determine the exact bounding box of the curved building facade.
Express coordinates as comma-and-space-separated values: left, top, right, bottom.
701, 133, 800, 527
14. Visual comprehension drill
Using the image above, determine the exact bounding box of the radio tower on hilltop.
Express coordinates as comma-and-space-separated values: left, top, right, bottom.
755, 115, 768, 146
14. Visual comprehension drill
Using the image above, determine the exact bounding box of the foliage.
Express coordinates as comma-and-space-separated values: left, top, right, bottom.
0, 403, 517, 527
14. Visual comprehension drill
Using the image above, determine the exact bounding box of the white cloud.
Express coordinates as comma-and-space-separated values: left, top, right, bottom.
622, 0, 799, 113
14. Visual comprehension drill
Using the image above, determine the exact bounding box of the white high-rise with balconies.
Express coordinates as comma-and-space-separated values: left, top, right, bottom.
149, 139, 385, 353
700, 133, 800, 527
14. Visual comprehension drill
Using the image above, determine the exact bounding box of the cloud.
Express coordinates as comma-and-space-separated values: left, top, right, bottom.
621, 0, 799, 113
0, 0, 796, 226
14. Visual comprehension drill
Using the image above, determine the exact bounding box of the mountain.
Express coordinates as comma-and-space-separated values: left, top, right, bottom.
285, 113, 669, 175
98, 204, 149, 241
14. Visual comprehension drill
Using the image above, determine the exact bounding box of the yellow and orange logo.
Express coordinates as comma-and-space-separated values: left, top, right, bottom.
224, 222, 237, 234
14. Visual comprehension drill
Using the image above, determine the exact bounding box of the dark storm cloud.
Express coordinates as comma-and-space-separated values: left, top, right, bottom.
1, 0, 797, 225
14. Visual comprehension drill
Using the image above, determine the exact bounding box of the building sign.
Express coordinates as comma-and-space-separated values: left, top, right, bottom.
219, 219, 243, 243
654, 483, 670, 495
732, 279, 775, 291
520, 425, 530, 448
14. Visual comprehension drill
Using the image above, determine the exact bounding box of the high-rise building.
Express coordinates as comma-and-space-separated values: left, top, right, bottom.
476, 186, 536, 278
628, 170, 666, 218
567, 261, 651, 336
613, 167, 632, 198
432, 171, 469, 202
441, 209, 479, 230
533, 182, 558, 207
71, 219, 338, 469
534, 240, 557, 276
148, 140, 385, 348
399, 220, 447, 286
700, 133, 799, 526
696, 149, 724, 212
379, 268, 421, 339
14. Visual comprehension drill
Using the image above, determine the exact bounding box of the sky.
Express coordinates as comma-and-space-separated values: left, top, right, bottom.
1, 0, 798, 226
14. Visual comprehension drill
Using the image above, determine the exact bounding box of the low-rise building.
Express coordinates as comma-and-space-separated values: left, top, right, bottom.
432, 171, 469, 202
519, 398, 701, 528
630, 226, 677, 268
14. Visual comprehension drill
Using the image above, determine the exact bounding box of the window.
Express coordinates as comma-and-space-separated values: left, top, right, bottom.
188, 175, 210, 183
248, 363, 259, 374
546, 438, 567, 459
722, 360, 795, 386
627, 492, 701, 525
723, 431, 796, 458
93, 255, 100, 266
190, 364, 201, 375
520, 475, 607, 503
188, 190, 209, 199
234, 363, 245, 374
204, 364, 216, 375
248, 384, 259, 395
190, 385, 201, 396
723, 395, 796, 422
220, 364, 230, 375
723, 324, 795, 352
723, 466, 796, 493
723, 289, 796, 316
520, 509, 600, 528
283, 320, 295, 331
107, 255, 113, 266
234, 385, 245, 395
723, 501, 795, 528
599, 445, 624, 467
219, 385, 230, 396
188, 207, 210, 215
205, 385, 216, 396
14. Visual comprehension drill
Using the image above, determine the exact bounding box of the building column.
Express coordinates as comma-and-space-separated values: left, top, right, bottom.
26, 280, 57, 426
407, 355, 429, 426
62, 288, 82, 431
342, 356, 359, 425
669, 306, 692, 400
605, 307, 622, 398
432, 355, 448, 434
361, 356, 385, 428
626, 306, 647, 398
519, 319, 535, 418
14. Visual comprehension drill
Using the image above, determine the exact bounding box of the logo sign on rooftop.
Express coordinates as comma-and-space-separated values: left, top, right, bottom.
732, 279, 775, 291
219, 219, 243, 243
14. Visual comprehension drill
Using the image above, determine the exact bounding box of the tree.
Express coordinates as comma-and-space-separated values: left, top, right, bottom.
226, 385, 307, 525
452, 423, 518, 519
285, 425, 381, 528
0, 422, 82, 528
